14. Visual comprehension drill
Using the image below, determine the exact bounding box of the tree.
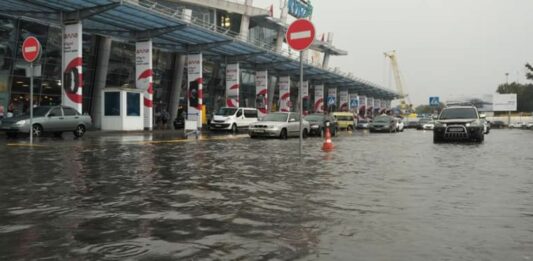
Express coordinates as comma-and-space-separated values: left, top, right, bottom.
526, 63, 533, 81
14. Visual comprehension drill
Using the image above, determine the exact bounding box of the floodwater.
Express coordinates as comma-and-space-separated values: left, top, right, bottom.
0, 129, 532, 260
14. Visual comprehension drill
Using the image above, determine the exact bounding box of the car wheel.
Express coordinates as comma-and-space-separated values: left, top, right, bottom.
231, 124, 238, 134
32, 124, 43, 137
73, 125, 86, 138
53, 132, 63, 137
302, 128, 308, 139
280, 128, 288, 140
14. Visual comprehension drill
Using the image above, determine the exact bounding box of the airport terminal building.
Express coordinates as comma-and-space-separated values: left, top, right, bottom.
0, 0, 398, 130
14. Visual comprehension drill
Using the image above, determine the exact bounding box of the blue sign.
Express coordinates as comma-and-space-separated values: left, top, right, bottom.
327, 96, 336, 106
288, 0, 313, 18
350, 99, 359, 108
429, 96, 440, 107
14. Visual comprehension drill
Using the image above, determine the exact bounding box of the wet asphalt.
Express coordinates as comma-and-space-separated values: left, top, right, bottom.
0, 128, 532, 260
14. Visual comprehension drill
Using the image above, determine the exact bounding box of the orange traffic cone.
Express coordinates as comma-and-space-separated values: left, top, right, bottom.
322, 124, 334, 152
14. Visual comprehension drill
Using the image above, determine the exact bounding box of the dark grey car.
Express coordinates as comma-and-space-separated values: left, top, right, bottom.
0, 106, 92, 138
304, 114, 337, 137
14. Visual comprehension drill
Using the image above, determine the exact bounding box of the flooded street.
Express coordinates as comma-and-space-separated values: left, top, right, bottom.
1, 129, 532, 260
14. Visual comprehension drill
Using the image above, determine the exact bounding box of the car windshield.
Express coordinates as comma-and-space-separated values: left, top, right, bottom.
359, 120, 368, 123
20, 106, 50, 117
439, 108, 478, 119
262, 113, 288, 122
215, 108, 237, 116
419, 118, 431, 123
373, 116, 390, 123
304, 114, 324, 122
335, 115, 353, 121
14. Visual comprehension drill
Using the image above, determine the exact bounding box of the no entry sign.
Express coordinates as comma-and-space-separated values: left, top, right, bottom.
286, 19, 315, 51
22, 36, 41, 63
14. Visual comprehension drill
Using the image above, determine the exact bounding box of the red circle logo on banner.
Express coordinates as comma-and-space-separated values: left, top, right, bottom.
22, 36, 41, 63
286, 19, 316, 51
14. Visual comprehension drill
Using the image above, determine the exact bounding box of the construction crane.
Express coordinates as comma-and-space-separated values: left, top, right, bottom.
384, 50, 412, 114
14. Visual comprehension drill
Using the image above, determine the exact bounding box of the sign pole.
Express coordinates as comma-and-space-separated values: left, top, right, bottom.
299, 51, 303, 157
29, 62, 33, 144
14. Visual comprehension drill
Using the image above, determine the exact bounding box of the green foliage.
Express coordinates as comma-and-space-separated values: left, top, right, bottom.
526, 63, 533, 81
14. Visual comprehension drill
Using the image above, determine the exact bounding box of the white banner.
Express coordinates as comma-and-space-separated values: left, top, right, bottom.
255, 70, 268, 117
327, 88, 337, 109
136, 40, 153, 129
62, 22, 83, 113
339, 90, 349, 111
301, 81, 309, 114
279, 76, 290, 112
187, 53, 203, 128
314, 84, 324, 113
493, 93, 517, 111
359, 96, 367, 118
349, 93, 359, 112
226, 63, 239, 107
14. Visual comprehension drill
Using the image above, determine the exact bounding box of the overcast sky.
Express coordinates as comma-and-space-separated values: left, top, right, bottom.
254, 0, 533, 105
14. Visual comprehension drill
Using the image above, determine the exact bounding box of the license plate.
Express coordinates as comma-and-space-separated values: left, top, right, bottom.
215, 124, 221, 127
254, 129, 264, 133
448, 127, 464, 132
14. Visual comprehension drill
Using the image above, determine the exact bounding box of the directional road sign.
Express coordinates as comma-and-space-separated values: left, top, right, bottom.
327, 96, 336, 106
429, 96, 440, 107
350, 99, 359, 108
22, 36, 41, 63
286, 19, 316, 51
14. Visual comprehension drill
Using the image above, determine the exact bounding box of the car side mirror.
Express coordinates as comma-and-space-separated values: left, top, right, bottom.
480, 114, 486, 119
289, 118, 296, 122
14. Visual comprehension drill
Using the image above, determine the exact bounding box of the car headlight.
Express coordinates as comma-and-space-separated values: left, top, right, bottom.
15, 120, 26, 126
310, 124, 319, 128
465, 123, 471, 127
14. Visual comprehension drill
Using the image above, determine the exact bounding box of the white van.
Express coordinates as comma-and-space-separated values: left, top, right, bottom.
210, 107, 258, 132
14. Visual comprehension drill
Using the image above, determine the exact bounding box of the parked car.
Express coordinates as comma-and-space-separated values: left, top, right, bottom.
509, 122, 526, 128
356, 119, 370, 129
526, 122, 533, 129
433, 105, 485, 143
422, 121, 435, 130
210, 107, 258, 133
405, 120, 420, 129
416, 118, 432, 130
369, 115, 396, 133
248, 112, 310, 139
331, 112, 356, 130
0, 105, 91, 138
490, 120, 506, 129
304, 114, 337, 136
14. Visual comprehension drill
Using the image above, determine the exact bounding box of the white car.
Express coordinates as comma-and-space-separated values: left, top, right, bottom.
249, 112, 310, 139
395, 118, 405, 132
509, 122, 525, 128
210, 107, 258, 133
423, 121, 435, 130
526, 122, 533, 129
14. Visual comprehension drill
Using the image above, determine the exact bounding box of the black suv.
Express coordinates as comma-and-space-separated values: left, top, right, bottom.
433, 106, 485, 143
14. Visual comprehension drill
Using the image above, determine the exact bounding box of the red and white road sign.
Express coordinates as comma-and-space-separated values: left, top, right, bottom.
286, 19, 316, 51
22, 36, 41, 63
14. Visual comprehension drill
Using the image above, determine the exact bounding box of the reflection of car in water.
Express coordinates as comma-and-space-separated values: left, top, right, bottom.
0, 105, 91, 138
304, 114, 337, 136
433, 105, 485, 143
248, 112, 310, 139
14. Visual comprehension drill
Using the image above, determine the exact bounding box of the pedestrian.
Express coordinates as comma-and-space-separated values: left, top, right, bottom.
161, 109, 170, 129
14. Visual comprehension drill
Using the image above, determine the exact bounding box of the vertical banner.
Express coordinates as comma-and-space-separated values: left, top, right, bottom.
279, 76, 290, 112
301, 81, 309, 114
327, 88, 337, 111
255, 70, 268, 117
358, 96, 367, 119
349, 93, 359, 112
380, 100, 387, 114
187, 53, 203, 128
226, 63, 239, 107
136, 40, 153, 129
367, 97, 374, 118
62, 22, 83, 113
339, 90, 349, 111
314, 84, 324, 113
374, 98, 381, 114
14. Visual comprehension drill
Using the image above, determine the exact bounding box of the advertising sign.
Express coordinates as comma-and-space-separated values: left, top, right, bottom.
279, 76, 291, 112
493, 94, 517, 111
187, 53, 203, 128
314, 84, 324, 113
136, 40, 153, 129
255, 70, 268, 117
359, 96, 367, 118
327, 88, 337, 108
62, 22, 83, 113
339, 90, 349, 111
288, 0, 313, 18
226, 63, 239, 107
349, 93, 359, 112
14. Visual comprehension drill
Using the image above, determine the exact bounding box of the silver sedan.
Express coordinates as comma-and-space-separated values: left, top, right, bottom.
0, 105, 92, 138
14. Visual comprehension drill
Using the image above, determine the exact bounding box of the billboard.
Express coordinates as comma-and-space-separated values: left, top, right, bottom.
187, 53, 203, 128
62, 22, 83, 113
279, 76, 290, 112
255, 70, 268, 117
339, 90, 349, 111
493, 94, 517, 111
136, 40, 153, 129
314, 84, 324, 113
226, 63, 239, 107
